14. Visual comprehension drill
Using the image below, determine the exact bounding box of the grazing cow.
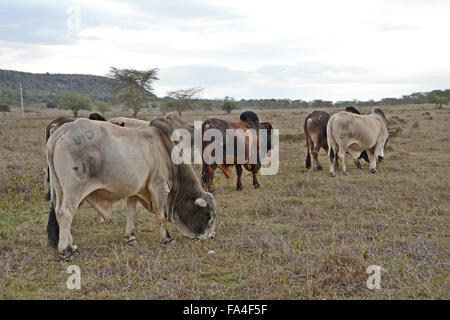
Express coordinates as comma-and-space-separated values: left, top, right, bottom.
88, 112, 106, 121
44, 114, 106, 200
201, 111, 273, 192
110, 113, 197, 151
327, 107, 395, 176
110, 113, 194, 131
165, 111, 194, 134
304, 108, 369, 171
46, 118, 216, 260
108, 117, 148, 128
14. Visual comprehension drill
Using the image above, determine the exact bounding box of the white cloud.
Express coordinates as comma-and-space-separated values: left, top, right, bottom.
0, 0, 449, 100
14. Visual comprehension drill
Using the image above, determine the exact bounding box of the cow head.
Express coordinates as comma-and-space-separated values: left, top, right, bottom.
174, 192, 216, 241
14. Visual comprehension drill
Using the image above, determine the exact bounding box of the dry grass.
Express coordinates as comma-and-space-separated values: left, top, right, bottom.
0, 105, 449, 299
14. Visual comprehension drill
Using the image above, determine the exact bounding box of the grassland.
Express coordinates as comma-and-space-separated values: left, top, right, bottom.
0, 105, 449, 299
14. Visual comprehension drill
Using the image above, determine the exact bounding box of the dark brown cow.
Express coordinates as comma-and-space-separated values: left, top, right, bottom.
201, 111, 273, 193
44, 113, 106, 200
304, 107, 368, 171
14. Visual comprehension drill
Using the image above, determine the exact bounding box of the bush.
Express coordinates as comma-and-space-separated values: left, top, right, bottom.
46, 101, 58, 109
0, 104, 10, 112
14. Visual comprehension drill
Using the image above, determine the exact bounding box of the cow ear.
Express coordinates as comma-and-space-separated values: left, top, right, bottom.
195, 198, 207, 208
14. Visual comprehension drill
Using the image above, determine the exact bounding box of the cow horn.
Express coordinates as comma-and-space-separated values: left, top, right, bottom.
195, 198, 207, 208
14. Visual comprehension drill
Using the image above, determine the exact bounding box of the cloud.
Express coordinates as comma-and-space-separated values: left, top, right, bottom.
0, 0, 449, 101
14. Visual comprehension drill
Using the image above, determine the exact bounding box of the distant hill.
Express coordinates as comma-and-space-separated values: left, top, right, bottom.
0, 69, 112, 105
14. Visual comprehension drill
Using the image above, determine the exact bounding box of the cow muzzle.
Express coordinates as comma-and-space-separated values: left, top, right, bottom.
197, 217, 216, 241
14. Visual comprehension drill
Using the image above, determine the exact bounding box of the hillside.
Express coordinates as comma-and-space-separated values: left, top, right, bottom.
0, 69, 112, 105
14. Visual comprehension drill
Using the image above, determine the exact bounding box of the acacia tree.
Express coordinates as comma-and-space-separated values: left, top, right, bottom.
222, 96, 238, 114
108, 67, 159, 117
427, 93, 448, 109
59, 92, 92, 117
164, 86, 204, 114
94, 101, 110, 115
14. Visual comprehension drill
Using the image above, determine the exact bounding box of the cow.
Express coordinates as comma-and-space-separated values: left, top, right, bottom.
327, 107, 395, 176
88, 112, 106, 121
108, 116, 148, 128
44, 113, 106, 200
109, 113, 194, 132
304, 107, 369, 171
201, 111, 273, 193
46, 118, 216, 260
110, 113, 201, 162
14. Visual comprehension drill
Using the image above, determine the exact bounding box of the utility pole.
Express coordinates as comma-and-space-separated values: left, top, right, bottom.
19, 82, 24, 118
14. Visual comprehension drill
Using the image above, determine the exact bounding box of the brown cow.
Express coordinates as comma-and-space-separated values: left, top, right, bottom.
201, 111, 273, 193
304, 107, 368, 171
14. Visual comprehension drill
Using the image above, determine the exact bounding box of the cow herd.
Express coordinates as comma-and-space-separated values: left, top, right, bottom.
44, 107, 394, 260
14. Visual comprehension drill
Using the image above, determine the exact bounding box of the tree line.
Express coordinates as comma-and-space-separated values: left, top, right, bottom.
0, 67, 448, 116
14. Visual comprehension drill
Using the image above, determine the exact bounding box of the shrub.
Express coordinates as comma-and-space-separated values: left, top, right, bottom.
46, 101, 58, 109
0, 104, 10, 112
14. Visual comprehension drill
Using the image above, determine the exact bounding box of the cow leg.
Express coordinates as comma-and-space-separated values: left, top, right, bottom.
251, 165, 260, 188
150, 185, 174, 244
312, 140, 322, 171
348, 149, 363, 169
329, 143, 339, 177
368, 150, 377, 173
125, 197, 138, 245
57, 200, 78, 261
206, 164, 217, 194
338, 147, 347, 175
236, 164, 243, 191
308, 138, 316, 170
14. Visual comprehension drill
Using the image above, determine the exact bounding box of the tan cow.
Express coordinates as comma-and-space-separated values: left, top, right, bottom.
46, 118, 216, 261
327, 108, 395, 176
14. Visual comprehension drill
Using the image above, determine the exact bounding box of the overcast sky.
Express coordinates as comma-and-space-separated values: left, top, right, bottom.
0, 0, 449, 101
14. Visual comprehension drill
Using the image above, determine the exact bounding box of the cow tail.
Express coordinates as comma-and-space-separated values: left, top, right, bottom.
47, 200, 59, 248
327, 116, 335, 162
201, 123, 211, 184
304, 120, 311, 169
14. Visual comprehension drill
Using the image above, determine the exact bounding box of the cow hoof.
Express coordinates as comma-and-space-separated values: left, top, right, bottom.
164, 237, 176, 245
370, 169, 377, 174
254, 183, 261, 189
342, 171, 348, 176
330, 173, 336, 177
236, 185, 243, 191
357, 164, 363, 170
314, 166, 323, 172
125, 238, 138, 246
60, 246, 78, 262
